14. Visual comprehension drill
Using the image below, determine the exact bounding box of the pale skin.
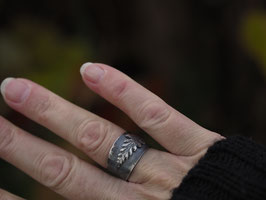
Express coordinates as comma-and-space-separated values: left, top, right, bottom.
0, 63, 223, 200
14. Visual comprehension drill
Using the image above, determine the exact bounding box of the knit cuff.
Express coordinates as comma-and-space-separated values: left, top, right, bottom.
171, 136, 266, 200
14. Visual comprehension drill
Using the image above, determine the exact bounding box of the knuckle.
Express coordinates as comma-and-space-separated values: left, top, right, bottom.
37, 153, 75, 191
137, 172, 178, 200
75, 119, 108, 155
110, 79, 128, 100
30, 93, 54, 123
154, 171, 179, 190
0, 118, 17, 158
137, 101, 171, 130
133, 185, 171, 200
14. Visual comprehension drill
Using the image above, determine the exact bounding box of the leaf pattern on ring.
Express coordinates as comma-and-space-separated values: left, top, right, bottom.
116, 134, 145, 167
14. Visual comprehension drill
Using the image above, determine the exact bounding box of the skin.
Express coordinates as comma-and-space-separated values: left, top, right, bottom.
0, 63, 223, 200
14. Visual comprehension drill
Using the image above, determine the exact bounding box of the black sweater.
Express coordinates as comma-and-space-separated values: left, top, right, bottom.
171, 136, 266, 200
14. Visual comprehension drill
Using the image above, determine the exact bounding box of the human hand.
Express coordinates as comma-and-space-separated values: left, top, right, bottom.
0, 63, 223, 200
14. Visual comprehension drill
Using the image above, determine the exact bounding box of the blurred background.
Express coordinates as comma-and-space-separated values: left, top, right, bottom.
0, 0, 266, 199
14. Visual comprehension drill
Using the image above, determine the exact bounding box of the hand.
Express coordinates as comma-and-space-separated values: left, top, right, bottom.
0, 63, 223, 200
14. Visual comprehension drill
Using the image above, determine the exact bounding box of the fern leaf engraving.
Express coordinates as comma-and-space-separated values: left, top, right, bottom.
116, 134, 144, 167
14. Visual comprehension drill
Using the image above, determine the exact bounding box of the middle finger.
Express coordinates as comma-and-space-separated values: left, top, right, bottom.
1, 78, 124, 168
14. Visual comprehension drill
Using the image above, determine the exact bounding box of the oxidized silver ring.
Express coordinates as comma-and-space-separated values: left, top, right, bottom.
107, 132, 148, 181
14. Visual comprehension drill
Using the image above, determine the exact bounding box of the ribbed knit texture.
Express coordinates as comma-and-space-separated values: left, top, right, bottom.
171, 136, 266, 200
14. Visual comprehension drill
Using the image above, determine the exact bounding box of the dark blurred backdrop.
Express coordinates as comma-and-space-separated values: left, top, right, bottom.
0, 0, 266, 199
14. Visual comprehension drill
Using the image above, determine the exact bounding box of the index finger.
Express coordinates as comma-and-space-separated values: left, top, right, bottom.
80, 63, 221, 155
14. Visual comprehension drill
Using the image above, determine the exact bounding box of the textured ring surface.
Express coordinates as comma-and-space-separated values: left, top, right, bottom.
107, 132, 148, 181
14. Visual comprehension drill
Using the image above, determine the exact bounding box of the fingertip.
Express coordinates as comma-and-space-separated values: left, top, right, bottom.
0, 78, 31, 104
1, 77, 15, 99
80, 62, 93, 75
80, 62, 105, 84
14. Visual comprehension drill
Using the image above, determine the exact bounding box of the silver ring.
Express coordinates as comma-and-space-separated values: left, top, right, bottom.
107, 132, 148, 181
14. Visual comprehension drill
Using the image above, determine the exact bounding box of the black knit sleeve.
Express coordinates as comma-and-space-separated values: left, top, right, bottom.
171, 136, 266, 200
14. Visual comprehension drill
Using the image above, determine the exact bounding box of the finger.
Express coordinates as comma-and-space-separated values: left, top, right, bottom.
0, 189, 25, 200
0, 77, 184, 189
0, 116, 131, 200
0, 77, 124, 168
80, 63, 222, 155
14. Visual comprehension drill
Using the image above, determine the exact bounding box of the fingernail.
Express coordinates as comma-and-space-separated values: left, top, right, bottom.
80, 62, 105, 83
0, 78, 31, 103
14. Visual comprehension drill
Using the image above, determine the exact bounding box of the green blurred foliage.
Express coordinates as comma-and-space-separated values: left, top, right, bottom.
242, 12, 266, 78
0, 18, 92, 98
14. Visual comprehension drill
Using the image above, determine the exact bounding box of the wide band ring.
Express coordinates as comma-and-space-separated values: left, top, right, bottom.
107, 132, 148, 181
